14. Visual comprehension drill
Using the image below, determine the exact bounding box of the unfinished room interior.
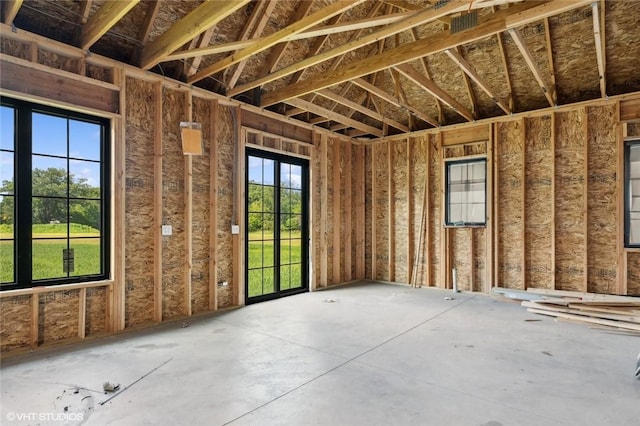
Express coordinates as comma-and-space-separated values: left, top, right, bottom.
1, 0, 639, 424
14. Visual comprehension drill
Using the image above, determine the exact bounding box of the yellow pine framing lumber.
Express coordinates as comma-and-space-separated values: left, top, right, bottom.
230, 0, 476, 97
521, 118, 526, 289
438, 133, 447, 289
550, 112, 556, 289
409, 28, 443, 124
316, 89, 409, 133
525, 306, 640, 331
407, 138, 413, 285
153, 82, 163, 322
232, 106, 245, 305
445, 48, 511, 115
320, 134, 329, 287
486, 125, 494, 292
31, 294, 38, 347
285, 98, 383, 137
543, 18, 557, 105
582, 107, 588, 293
388, 142, 395, 282
371, 144, 377, 280
226, 0, 277, 90
112, 66, 126, 332
345, 141, 353, 282
140, 0, 250, 70
78, 287, 87, 338
262, 1, 593, 107
209, 100, 219, 310
80, 0, 140, 50
184, 28, 216, 78
592, 1, 606, 98
508, 28, 555, 107
78, 1, 92, 24
352, 78, 439, 127
189, 0, 366, 84
139, 0, 161, 44
616, 107, 626, 295
495, 32, 514, 112
333, 138, 342, 284
2, 0, 22, 25
395, 63, 474, 122
455, 47, 478, 120
356, 145, 365, 279
493, 123, 500, 287
185, 92, 193, 316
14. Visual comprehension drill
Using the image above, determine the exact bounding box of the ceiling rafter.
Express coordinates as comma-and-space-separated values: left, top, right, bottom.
352, 78, 440, 127
184, 27, 216, 78
2, 0, 22, 26
226, 0, 278, 90
139, 0, 250, 70
508, 28, 555, 107
317, 89, 410, 133
260, 0, 594, 107
410, 27, 443, 124
542, 17, 557, 105
388, 68, 416, 130
78, 1, 92, 25
188, 0, 367, 85
444, 47, 511, 114
453, 46, 478, 119
227, 0, 484, 97
285, 97, 383, 137
592, 1, 606, 98
138, 0, 161, 44
495, 31, 514, 112
166, 10, 414, 62
79, 0, 140, 50
395, 63, 474, 122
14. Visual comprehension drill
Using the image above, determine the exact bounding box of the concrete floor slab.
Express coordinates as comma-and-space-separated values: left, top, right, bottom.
1, 281, 639, 425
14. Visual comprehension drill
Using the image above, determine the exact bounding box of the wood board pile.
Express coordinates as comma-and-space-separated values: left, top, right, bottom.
494, 287, 640, 333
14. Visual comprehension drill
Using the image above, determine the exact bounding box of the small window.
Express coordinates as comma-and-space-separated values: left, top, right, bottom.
445, 158, 486, 227
625, 141, 640, 247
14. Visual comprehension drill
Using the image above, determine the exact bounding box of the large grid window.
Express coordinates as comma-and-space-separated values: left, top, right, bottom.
626, 141, 640, 247
0, 97, 110, 290
445, 159, 486, 227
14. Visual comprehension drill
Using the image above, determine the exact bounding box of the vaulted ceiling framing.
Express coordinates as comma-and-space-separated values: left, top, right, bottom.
4, 0, 640, 139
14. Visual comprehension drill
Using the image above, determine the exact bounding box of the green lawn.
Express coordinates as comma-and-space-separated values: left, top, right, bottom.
0, 223, 101, 283
247, 230, 304, 298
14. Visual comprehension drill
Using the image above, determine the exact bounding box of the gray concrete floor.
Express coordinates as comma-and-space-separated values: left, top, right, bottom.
1, 281, 639, 426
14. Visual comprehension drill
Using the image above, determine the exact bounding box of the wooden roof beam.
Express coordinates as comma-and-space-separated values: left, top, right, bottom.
80, 0, 140, 50
226, 0, 277, 90
542, 17, 557, 105
138, 0, 161, 44
454, 46, 478, 120
2, 0, 22, 26
260, 0, 593, 107
286, 97, 383, 137
352, 78, 439, 127
228, 0, 485, 97
78, 1, 92, 25
508, 28, 555, 107
410, 27, 443, 124
445, 48, 511, 114
495, 31, 514, 112
395, 63, 474, 121
592, 1, 607, 98
184, 27, 216, 78
139, 0, 250, 70
188, 0, 367, 84
316, 89, 409, 132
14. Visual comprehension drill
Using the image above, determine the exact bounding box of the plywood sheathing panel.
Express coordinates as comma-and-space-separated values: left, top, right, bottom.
41, 290, 80, 342
627, 252, 640, 296
473, 228, 486, 292
0, 296, 32, 352
338, 140, 346, 283
496, 120, 524, 289
162, 87, 186, 318
502, 23, 550, 112
451, 228, 472, 291
350, 143, 359, 279
548, 6, 600, 104
125, 76, 155, 326
627, 123, 640, 138
554, 109, 587, 292
191, 97, 211, 313
216, 105, 235, 308
312, 134, 322, 287
85, 287, 106, 335
392, 140, 409, 282
428, 135, 442, 287
374, 142, 390, 280
326, 138, 335, 283
586, 104, 618, 294
418, 52, 469, 125
13, 0, 80, 46
410, 136, 428, 285
38, 49, 78, 74
365, 145, 373, 278
605, 1, 640, 96
0, 38, 32, 60
524, 115, 554, 289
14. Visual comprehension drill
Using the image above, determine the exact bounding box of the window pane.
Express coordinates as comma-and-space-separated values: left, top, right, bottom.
0, 198, 13, 237
0, 106, 14, 151
69, 120, 101, 161
0, 153, 13, 194
446, 160, 486, 226
263, 239, 274, 267
248, 213, 262, 235
70, 238, 101, 276
280, 240, 290, 265
290, 238, 302, 263
263, 186, 275, 213
263, 159, 275, 185
32, 156, 67, 197
290, 165, 302, 189
248, 157, 262, 183
70, 160, 100, 198
290, 264, 302, 289
248, 269, 262, 298
70, 200, 101, 233
248, 240, 263, 269
280, 163, 291, 188
263, 213, 275, 236
0, 239, 14, 284
32, 198, 68, 231
262, 267, 275, 294
33, 239, 67, 280
32, 113, 67, 156
630, 218, 640, 245
280, 265, 291, 290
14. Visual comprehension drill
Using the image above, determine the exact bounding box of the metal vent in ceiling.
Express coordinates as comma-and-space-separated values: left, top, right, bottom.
451, 11, 478, 34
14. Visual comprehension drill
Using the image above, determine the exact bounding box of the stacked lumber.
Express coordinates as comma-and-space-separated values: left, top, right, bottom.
493, 288, 640, 333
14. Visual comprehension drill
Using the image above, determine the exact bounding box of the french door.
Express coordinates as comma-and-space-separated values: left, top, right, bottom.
245, 149, 309, 303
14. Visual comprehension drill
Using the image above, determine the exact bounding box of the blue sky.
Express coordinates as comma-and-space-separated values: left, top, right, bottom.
0, 107, 101, 188
248, 156, 302, 188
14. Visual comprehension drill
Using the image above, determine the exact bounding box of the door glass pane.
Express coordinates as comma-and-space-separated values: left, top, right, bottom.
32, 238, 67, 280
262, 267, 275, 295
0, 106, 14, 150
70, 238, 100, 276
248, 240, 263, 269
290, 264, 302, 289
280, 265, 291, 290
263, 239, 274, 267
32, 113, 67, 156
69, 120, 101, 161
291, 238, 302, 263
0, 151, 13, 194
69, 200, 101, 232
69, 160, 100, 198
33, 198, 67, 233
0, 239, 14, 283
0, 194, 13, 283
32, 156, 67, 197
248, 269, 262, 298
263, 159, 275, 185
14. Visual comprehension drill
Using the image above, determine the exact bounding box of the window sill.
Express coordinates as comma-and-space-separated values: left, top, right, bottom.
0, 279, 113, 298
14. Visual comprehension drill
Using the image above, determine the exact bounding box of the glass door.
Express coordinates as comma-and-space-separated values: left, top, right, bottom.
246, 149, 308, 303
